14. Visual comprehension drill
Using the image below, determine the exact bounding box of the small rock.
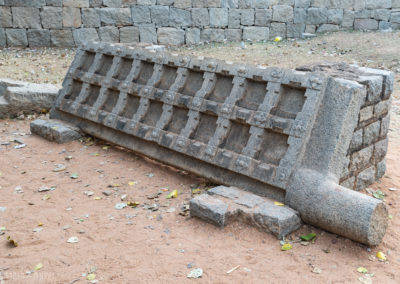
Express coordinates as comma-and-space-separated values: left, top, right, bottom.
14, 144, 26, 149
15, 185, 23, 193
53, 164, 66, 172
38, 186, 56, 192
312, 267, 322, 274
33, 227, 43, 233
67, 236, 79, 243
187, 268, 203, 279
102, 190, 112, 196
115, 203, 127, 210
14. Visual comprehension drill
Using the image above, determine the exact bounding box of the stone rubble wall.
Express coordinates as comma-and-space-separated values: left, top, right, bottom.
0, 0, 400, 47
296, 63, 393, 191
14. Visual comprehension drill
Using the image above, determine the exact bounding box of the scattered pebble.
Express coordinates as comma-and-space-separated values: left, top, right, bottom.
67, 236, 79, 243
187, 268, 203, 279
115, 203, 127, 210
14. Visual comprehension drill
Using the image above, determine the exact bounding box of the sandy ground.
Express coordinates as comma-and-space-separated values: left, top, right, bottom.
0, 31, 400, 283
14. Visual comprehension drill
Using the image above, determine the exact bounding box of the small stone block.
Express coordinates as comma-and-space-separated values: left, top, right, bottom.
190, 194, 229, 227
30, 119, 82, 144
190, 186, 302, 239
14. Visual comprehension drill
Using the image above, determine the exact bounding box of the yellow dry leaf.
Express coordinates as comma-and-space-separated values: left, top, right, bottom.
281, 243, 292, 251
34, 263, 43, 271
38, 222, 43, 227
192, 188, 201, 195
102, 146, 109, 150
87, 273, 96, 281
128, 181, 137, 186
111, 183, 120, 188
274, 36, 282, 42
94, 196, 102, 200
167, 190, 178, 199
42, 194, 50, 200
274, 201, 284, 206
376, 251, 387, 261
127, 201, 139, 207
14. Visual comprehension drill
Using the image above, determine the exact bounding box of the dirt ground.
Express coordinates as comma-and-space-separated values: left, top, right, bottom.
1, 30, 400, 283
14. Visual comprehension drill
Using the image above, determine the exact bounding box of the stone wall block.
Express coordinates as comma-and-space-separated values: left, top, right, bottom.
27, 29, 51, 46
12, 7, 41, 29
63, 7, 82, 28
41, 7, 63, 29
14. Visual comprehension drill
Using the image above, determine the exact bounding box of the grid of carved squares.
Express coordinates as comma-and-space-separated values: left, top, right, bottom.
64, 51, 308, 169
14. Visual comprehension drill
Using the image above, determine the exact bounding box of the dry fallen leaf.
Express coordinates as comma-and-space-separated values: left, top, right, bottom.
281, 243, 292, 251
167, 190, 178, 199
376, 251, 387, 261
34, 263, 43, 271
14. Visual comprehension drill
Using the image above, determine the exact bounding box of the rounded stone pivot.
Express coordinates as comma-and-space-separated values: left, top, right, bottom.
286, 169, 388, 246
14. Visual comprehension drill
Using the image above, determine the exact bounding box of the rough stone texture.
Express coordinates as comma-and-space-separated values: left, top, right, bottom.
0, 7, 12, 28
225, 28, 242, 41
192, 8, 209, 27
27, 29, 51, 46
72, 28, 99, 45
119, 26, 139, 43
316, 23, 339, 33
41, 7, 63, 29
30, 119, 82, 144
240, 9, 254, 26
150, 5, 170, 26
354, 19, 379, 31
243, 26, 269, 40
270, 22, 286, 39
50, 43, 393, 245
169, 8, 191, 26
255, 8, 272, 26
5, 28, 27, 46
306, 7, 327, 25
100, 8, 132, 26
1, 0, 399, 46
64, 0, 90, 7
201, 28, 225, 42
50, 29, 75, 47
273, 5, 294, 22
63, 7, 82, 28
157, 27, 185, 45
186, 28, 200, 45
131, 5, 151, 23
12, 7, 41, 29
356, 166, 376, 190
99, 26, 119, 42
0, 29, 6, 47
0, 78, 59, 118
82, 8, 101, 28
190, 186, 302, 238
139, 24, 157, 43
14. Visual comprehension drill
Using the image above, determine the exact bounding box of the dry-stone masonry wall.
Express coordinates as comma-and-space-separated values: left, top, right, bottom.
296, 63, 393, 192
0, 0, 400, 47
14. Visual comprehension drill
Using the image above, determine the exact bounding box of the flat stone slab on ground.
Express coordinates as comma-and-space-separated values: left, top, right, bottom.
190, 186, 302, 239
30, 119, 82, 143
0, 78, 59, 118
